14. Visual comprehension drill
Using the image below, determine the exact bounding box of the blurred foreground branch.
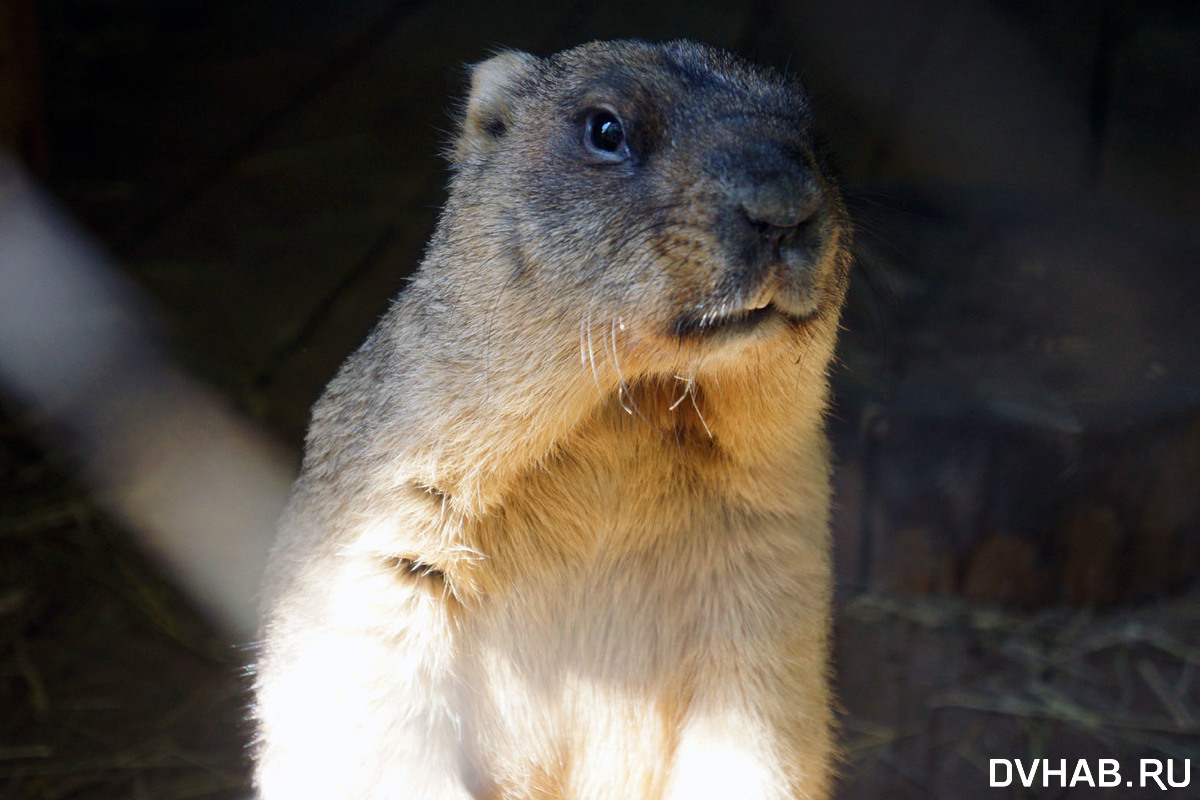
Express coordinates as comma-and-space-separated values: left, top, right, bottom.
0, 156, 290, 641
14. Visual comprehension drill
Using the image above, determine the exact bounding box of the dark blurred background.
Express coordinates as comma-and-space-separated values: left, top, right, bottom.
1, 1, 1197, 798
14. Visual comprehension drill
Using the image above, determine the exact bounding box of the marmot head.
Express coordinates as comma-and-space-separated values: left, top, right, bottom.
440, 39, 850, 379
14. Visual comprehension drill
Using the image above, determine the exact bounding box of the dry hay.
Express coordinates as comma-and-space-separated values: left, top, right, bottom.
837, 592, 1199, 798
0, 415, 252, 800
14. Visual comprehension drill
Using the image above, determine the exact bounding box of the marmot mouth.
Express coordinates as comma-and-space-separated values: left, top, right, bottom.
670, 302, 803, 339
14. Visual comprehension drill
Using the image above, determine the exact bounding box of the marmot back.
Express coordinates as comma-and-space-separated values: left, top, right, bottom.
255, 39, 851, 800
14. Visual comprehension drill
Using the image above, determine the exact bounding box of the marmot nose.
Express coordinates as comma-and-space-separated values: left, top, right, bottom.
739, 186, 821, 236
719, 140, 823, 240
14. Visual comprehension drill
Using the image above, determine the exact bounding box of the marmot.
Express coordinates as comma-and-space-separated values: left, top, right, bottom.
254, 39, 851, 800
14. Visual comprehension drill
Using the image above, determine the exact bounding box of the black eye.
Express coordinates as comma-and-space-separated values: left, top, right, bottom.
588, 111, 624, 151
584, 108, 629, 161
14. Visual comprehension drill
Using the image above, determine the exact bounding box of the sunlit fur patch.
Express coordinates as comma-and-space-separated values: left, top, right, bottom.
663, 707, 784, 799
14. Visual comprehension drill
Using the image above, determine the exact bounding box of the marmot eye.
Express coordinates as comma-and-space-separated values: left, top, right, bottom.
584, 109, 629, 161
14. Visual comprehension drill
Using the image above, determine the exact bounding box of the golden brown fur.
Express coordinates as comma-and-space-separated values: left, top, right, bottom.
254, 39, 851, 800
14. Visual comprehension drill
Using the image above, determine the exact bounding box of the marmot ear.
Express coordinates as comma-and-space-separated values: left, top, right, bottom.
453, 50, 539, 164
